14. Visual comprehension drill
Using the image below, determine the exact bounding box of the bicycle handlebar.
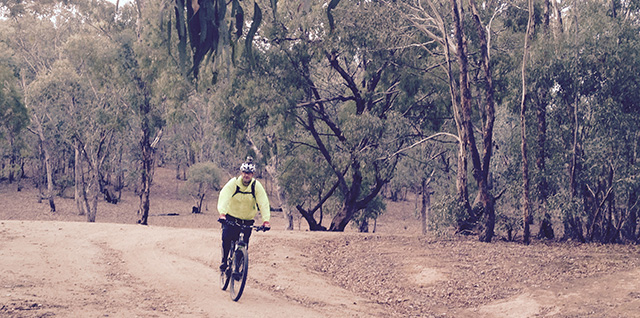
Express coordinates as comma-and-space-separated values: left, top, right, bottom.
218, 218, 270, 232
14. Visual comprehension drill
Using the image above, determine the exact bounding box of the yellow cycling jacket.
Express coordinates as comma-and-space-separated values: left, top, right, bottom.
217, 176, 270, 222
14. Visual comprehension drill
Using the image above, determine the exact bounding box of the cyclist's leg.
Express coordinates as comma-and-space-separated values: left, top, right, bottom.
221, 223, 240, 267
242, 226, 253, 247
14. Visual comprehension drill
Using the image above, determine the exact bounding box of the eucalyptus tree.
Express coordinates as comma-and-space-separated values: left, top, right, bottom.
126, 0, 176, 225
402, 0, 503, 241
215, 0, 455, 231
62, 29, 131, 221
519, 0, 535, 244
500, 0, 640, 244
2, 2, 81, 212
0, 63, 28, 184
182, 161, 223, 213
550, 0, 640, 243
112, 0, 269, 225
0, 27, 27, 186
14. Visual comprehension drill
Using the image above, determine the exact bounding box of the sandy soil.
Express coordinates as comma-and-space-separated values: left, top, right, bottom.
1, 167, 640, 318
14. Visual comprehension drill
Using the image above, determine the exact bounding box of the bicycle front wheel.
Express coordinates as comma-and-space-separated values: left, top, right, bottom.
220, 246, 231, 291
229, 247, 249, 301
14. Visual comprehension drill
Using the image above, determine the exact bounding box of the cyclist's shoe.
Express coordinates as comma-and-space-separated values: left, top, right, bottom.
232, 272, 242, 281
219, 263, 227, 272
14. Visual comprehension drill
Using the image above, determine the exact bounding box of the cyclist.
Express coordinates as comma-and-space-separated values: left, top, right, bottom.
217, 156, 271, 271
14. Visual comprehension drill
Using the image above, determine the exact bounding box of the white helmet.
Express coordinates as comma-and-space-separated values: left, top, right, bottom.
240, 156, 256, 173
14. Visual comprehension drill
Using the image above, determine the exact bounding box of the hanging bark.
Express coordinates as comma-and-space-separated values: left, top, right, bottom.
610, 0, 617, 18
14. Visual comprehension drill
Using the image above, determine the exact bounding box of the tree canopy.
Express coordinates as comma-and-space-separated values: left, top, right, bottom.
1, 0, 640, 243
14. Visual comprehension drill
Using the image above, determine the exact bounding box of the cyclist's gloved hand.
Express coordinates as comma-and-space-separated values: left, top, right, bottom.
262, 221, 271, 229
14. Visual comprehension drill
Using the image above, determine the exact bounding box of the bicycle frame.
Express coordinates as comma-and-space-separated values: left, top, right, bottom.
219, 219, 269, 301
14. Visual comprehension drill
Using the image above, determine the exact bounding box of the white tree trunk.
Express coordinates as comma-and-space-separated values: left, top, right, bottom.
74, 142, 86, 216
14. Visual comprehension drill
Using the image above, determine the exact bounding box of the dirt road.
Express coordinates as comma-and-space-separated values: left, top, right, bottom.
0, 220, 389, 317
2, 220, 640, 318
2, 166, 640, 318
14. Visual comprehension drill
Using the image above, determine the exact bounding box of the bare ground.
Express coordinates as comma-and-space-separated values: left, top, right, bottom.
1, 167, 640, 318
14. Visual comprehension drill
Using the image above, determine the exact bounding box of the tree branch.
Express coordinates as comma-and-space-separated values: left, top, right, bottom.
378, 132, 460, 161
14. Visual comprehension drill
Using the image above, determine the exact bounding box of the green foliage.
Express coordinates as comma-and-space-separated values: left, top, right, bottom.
351, 193, 385, 231
185, 162, 222, 190
0, 64, 27, 139
3, 0, 640, 240
428, 193, 464, 237
182, 162, 223, 209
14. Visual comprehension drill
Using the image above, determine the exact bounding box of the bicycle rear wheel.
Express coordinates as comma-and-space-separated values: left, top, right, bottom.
229, 247, 249, 301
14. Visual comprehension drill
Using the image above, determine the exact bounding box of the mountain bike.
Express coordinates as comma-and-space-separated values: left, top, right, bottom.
219, 219, 269, 301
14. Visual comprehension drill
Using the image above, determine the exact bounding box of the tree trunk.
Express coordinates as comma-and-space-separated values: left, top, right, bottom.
8, 133, 16, 183
296, 206, 326, 231
469, 0, 497, 243
520, 0, 535, 245
359, 217, 369, 233
279, 189, 294, 230
610, 0, 617, 18
74, 141, 86, 216
115, 151, 124, 202
605, 165, 617, 242
449, 0, 496, 241
36, 122, 56, 212
535, 91, 554, 239
544, 0, 551, 30
552, 0, 564, 37
420, 178, 431, 236
565, 0, 583, 241
138, 117, 154, 225
623, 187, 638, 242
248, 134, 295, 231
329, 161, 363, 231
447, 0, 473, 233
330, 204, 358, 231
85, 168, 100, 222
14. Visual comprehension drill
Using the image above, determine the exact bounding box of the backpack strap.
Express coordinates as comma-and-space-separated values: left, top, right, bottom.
251, 179, 256, 199
232, 177, 256, 200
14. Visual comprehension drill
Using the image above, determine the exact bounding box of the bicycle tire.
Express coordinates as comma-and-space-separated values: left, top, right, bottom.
220, 267, 231, 290
220, 246, 231, 290
229, 247, 249, 301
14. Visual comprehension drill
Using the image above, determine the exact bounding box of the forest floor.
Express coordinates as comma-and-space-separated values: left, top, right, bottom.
1, 167, 640, 318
